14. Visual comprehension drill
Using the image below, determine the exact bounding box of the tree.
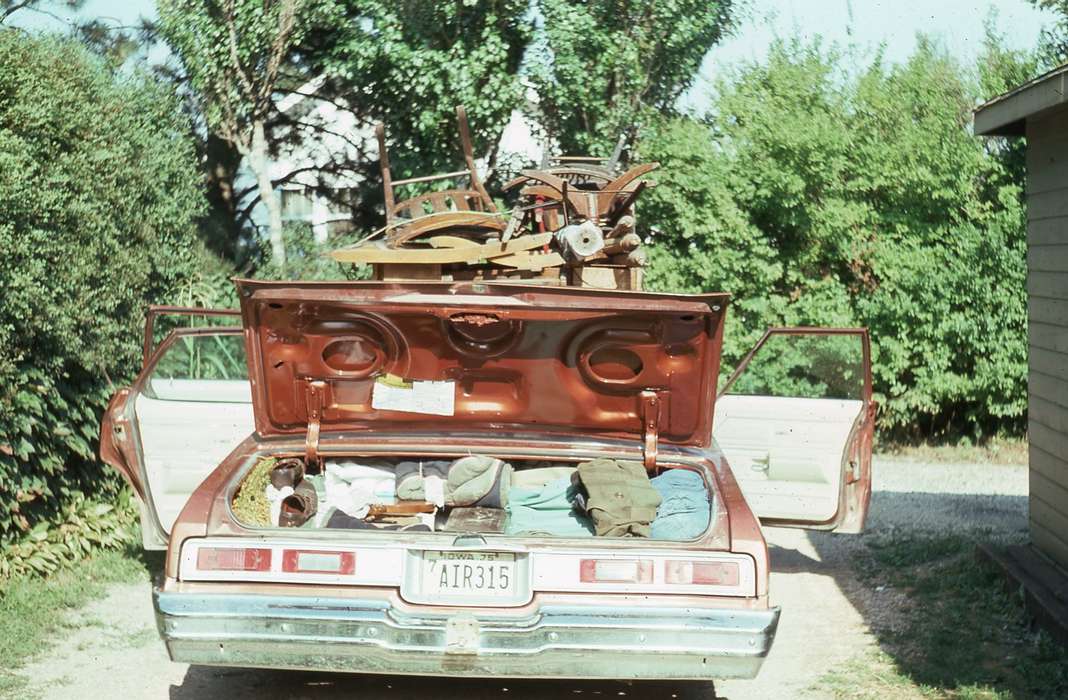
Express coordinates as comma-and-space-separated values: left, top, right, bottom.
308, 0, 530, 193
1029, 0, 1068, 64
0, 30, 208, 543
526, 0, 735, 156
642, 36, 1035, 439
158, 0, 327, 266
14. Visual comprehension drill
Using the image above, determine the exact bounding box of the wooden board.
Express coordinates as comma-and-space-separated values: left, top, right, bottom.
331, 232, 553, 265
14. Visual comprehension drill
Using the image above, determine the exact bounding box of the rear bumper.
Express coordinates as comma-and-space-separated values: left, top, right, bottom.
154, 589, 780, 680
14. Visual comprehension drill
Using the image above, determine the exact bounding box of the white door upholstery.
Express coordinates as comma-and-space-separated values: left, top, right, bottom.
713, 394, 863, 522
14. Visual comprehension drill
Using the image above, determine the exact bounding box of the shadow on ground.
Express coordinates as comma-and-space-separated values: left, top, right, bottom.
779, 487, 1068, 697
169, 669, 714, 699
157, 481, 1041, 699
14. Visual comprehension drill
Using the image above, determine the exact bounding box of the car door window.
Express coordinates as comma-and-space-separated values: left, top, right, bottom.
714, 329, 871, 529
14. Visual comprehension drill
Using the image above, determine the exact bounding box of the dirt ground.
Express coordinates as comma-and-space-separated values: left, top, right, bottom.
13, 458, 1028, 700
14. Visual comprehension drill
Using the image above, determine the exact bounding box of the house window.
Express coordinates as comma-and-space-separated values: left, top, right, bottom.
280, 188, 314, 220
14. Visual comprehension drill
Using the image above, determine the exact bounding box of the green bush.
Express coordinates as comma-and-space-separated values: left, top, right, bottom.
0, 31, 208, 547
642, 36, 1034, 439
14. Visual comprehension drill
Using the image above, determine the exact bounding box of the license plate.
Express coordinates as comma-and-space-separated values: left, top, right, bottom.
422, 551, 517, 598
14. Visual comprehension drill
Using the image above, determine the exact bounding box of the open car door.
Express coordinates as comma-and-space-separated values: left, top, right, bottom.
713, 328, 874, 533
100, 308, 253, 549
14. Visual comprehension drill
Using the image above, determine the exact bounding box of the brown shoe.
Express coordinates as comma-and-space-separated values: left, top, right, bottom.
279, 480, 317, 527
270, 458, 305, 490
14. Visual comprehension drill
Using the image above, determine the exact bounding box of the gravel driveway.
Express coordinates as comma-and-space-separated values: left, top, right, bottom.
14, 457, 1028, 699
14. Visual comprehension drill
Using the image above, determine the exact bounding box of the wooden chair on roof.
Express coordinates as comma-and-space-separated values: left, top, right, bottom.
378, 106, 505, 247
503, 162, 659, 232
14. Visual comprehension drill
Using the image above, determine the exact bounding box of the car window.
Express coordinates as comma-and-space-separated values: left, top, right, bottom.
144, 332, 251, 403
725, 332, 864, 400
147, 310, 241, 360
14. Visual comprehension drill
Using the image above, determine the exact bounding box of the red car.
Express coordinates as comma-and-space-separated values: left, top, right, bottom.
100, 280, 873, 682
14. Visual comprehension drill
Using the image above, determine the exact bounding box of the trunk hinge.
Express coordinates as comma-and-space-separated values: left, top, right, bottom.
640, 390, 661, 471
305, 380, 326, 466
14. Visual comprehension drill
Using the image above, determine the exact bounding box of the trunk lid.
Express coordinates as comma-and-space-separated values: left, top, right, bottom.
235, 280, 729, 453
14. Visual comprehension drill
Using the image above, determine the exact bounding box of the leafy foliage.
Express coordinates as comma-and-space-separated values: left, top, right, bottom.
0, 491, 138, 579
643, 36, 1035, 438
1030, 0, 1068, 63
526, 0, 735, 155
0, 31, 207, 546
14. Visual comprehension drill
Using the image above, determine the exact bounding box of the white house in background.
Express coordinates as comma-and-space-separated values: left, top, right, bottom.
242, 79, 547, 244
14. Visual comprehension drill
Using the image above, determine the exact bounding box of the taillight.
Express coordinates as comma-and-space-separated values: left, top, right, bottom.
196, 547, 272, 572
580, 559, 654, 584
665, 560, 740, 586
282, 549, 355, 575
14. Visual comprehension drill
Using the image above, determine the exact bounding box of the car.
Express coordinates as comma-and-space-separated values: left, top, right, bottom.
99, 279, 873, 683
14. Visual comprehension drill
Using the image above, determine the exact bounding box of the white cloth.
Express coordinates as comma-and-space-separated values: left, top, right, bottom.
265, 484, 294, 527
324, 460, 396, 519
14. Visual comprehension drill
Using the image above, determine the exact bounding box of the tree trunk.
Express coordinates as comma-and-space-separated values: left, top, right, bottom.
248, 120, 286, 266
202, 133, 243, 261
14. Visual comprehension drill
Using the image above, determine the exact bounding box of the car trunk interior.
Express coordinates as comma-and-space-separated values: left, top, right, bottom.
228, 452, 716, 543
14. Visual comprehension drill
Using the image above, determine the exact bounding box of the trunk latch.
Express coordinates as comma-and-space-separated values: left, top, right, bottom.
640, 390, 661, 471
305, 380, 326, 465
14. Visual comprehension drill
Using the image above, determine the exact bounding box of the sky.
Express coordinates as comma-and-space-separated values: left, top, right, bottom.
11, 0, 1055, 75
682, 0, 1056, 107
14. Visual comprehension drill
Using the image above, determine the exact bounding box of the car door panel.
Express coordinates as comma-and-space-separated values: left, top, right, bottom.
134, 385, 252, 536
100, 311, 252, 549
713, 328, 873, 532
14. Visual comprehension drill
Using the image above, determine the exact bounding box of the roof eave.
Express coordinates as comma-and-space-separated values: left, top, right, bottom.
974, 64, 1068, 136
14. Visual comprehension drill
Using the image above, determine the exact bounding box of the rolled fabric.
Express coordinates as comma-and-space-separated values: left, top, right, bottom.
446, 456, 513, 509
395, 460, 450, 502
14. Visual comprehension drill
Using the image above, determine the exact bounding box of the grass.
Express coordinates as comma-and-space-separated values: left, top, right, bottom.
814, 533, 1068, 699
0, 544, 159, 694
876, 437, 1028, 466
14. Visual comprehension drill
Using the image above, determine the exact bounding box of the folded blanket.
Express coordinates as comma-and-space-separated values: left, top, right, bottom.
650, 468, 711, 540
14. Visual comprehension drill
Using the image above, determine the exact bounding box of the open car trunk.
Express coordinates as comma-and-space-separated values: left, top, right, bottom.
102, 283, 871, 555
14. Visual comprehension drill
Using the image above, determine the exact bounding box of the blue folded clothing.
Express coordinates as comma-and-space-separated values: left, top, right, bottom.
650, 469, 712, 540
505, 476, 595, 537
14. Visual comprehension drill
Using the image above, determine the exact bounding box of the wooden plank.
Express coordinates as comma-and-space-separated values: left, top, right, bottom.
1029, 271, 1068, 300
1032, 443, 1068, 482
1030, 473, 1068, 553
1026, 136, 1068, 196
1032, 497, 1068, 552
1031, 322, 1068, 355
1031, 347, 1068, 386
1031, 419, 1068, 464
377, 263, 443, 281
1030, 218, 1068, 246
1027, 243, 1068, 272
1032, 520, 1068, 571
1030, 296, 1068, 326
1029, 109, 1068, 148
1029, 371, 1068, 412
1029, 188, 1068, 222
1031, 394, 1068, 435
331, 232, 553, 264
488, 251, 566, 271
427, 235, 480, 249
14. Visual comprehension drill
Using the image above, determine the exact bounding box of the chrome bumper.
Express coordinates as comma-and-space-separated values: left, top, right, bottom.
154, 589, 780, 680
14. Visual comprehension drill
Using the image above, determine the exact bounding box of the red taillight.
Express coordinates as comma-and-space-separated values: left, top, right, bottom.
665, 560, 740, 586
196, 547, 272, 572
281, 549, 356, 575
579, 559, 654, 584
